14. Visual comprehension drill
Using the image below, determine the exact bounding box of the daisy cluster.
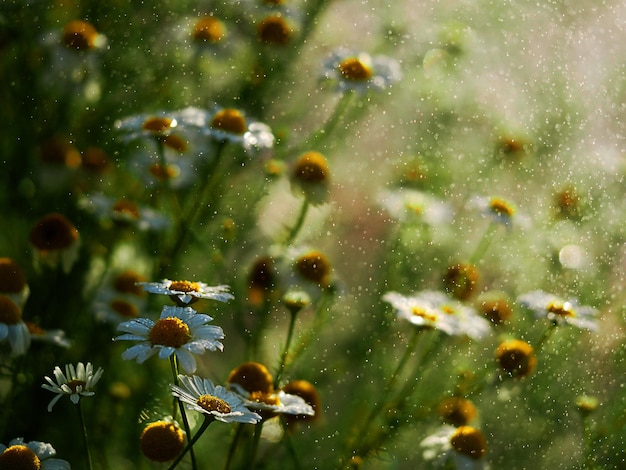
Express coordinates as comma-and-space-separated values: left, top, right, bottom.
2, 1, 624, 469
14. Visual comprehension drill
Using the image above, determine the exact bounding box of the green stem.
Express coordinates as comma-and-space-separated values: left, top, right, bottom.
469, 222, 498, 264
534, 322, 557, 353
309, 92, 354, 147
344, 328, 424, 465
274, 311, 299, 388
284, 198, 310, 246
249, 421, 264, 470
170, 356, 197, 470
223, 423, 245, 470
166, 416, 213, 470
77, 401, 93, 470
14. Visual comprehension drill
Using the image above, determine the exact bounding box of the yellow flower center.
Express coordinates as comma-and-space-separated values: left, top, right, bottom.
66, 379, 87, 394
111, 299, 139, 318
450, 426, 487, 460
0, 444, 41, 469
0, 258, 27, 293
295, 251, 331, 286
113, 271, 146, 296
249, 391, 281, 406
169, 281, 201, 293
149, 317, 191, 348
443, 263, 480, 301
547, 301, 575, 317
140, 421, 185, 463
293, 152, 329, 185
496, 339, 536, 378
26, 321, 45, 336
257, 15, 292, 45
0, 295, 21, 325
149, 163, 180, 181
142, 117, 177, 133
489, 198, 514, 217
338, 58, 373, 81
159, 134, 188, 153
193, 17, 225, 43
210, 109, 247, 135
197, 394, 232, 414
282, 380, 320, 423
112, 199, 140, 219
437, 397, 478, 427
39, 136, 81, 168
81, 147, 109, 173
227, 362, 274, 394
63, 20, 98, 51
411, 307, 438, 323
29, 213, 79, 251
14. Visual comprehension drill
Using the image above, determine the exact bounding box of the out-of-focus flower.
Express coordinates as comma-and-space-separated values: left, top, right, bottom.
29, 213, 80, 273
115, 113, 187, 146
421, 425, 487, 469
115, 306, 224, 373
281, 379, 321, 426
437, 397, 478, 427
247, 256, 278, 306
293, 250, 332, 287
26, 321, 71, 348
62, 20, 106, 52
378, 188, 452, 226
42, 362, 104, 412
290, 151, 331, 205
129, 150, 197, 190
495, 339, 536, 379
517, 291, 599, 331
257, 14, 294, 45
140, 418, 185, 463
171, 375, 262, 424
178, 106, 274, 151
0, 257, 30, 308
79, 194, 169, 231
192, 16, 227, 45
321, 48, 401, 95
476, 291, 513, 325
93, 269, 148, 324
442, 263, 480, 301
383, 290, 491, 339
0, 294, 31, 356
36, 136, 82, 191
139, 279, 234, 306
553, 186, 582, 220
470, 196, 517, 229
0, 437, 70, 470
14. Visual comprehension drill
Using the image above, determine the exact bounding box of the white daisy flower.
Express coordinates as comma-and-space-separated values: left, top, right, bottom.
0, 437, 70, 470
518, 290, 599, 331
421, 425, 488, 469
42, 362, 104, 412
382, 291, 491, 340
229, 382, 315, 418
177, 106, 274, 151
321, 48, 402, 95
26, 322, 71, 348
469, 196, 517, 229
0, 294, 31, 356
115, 306, 224, 373
138, 279, 234, 306
115, 112, 183, 143
171, 375, 262, 424
378, 188, 452, 225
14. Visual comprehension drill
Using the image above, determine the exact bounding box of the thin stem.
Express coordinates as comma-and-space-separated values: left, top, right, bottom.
167, 416, 213, 470
469, 222, 498, 265
284, 198, 310, 246
280, 418, 303, 470
170, 356, 197, 470
77, 401, 93, 470
249, 420, 264, 470
534, 322, 557, 353
274, 311, 299, 388
344, 328, 424, 465
223, 423, 245, 470
309, 92, 354, 147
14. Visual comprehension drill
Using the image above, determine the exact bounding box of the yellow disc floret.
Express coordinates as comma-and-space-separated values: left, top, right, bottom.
338, 58, 372, 81
140, 421, 185, 463
197, 394, 232, 414
149, 317, 191, 348
211, 109, 247, 135
0, 444, 41, 469
450, 426, 487, 460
